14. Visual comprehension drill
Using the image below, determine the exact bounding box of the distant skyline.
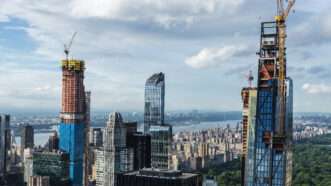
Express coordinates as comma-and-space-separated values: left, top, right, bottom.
0, 0, 330, 113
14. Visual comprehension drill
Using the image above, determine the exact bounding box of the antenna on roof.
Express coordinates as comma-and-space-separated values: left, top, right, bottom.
246, 70, 254, 88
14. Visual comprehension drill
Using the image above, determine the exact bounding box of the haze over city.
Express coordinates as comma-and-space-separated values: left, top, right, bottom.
0, 0, 330, 113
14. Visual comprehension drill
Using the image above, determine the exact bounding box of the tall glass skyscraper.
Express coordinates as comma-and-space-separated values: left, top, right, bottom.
144, 72, 165, 133
144, 72, 172, 169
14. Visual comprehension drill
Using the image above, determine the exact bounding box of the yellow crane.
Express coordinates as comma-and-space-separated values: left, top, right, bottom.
275, 0, 295, 137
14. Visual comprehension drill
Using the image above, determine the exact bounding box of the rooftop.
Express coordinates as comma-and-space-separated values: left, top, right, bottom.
146, 72, 164, 85
124, 168, 199, 179
61, 59, 85, 71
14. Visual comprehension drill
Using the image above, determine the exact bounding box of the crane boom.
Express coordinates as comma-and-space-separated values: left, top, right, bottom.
284, 0, 296, 19
277, 0, 284, 16
67, 32, 77, 51
64, 32, 77, 60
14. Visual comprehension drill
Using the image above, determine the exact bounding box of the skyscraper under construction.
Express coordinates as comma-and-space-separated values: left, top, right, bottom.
59, 59, 86, 186
243, 21, 294, 186
244, 0, 295, 185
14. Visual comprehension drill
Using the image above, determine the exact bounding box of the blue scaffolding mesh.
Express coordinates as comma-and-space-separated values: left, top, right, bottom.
59, 123, 85, 186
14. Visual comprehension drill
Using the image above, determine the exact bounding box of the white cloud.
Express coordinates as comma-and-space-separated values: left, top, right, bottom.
302, 83, 331, 94
185, 45, 248, 69
0, 0, 330, 112
321, 13, 331, 38
70, 0, 244, 28
0, 15, 9, 22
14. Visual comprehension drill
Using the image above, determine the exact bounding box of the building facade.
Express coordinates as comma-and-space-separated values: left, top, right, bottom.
241, 88, 257, 185
48, 132, 59, 152
144, 72, 165, 133
21, 125, 34, 157
119, 148, 134, 173
94, 148, 105, 186
126, 132, 151, 170
90, 128, 103, 147
24, 148, 34, 184
0, 114, 10, 178
103, 112, 130, 186
150, 124, 172, 169
28, 176, 50, 186
59, 59, 86, 186
84, 91, 91, 186
32, 150, 70, 186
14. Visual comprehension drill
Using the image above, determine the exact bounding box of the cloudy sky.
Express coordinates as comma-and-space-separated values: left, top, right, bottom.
0, 0, 330, 113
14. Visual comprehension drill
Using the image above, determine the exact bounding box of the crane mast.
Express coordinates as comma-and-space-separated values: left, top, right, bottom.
275, 0, 295, 136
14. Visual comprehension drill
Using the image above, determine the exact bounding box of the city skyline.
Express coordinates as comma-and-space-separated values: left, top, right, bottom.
0, 1, 330, 186
0, 1, 330, 113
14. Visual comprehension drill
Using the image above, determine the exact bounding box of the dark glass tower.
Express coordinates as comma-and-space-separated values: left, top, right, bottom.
144, 72, 165, 133
0, 114, 10, 178
21, 125, 34, 156
244, 22, 293, 186
48, 132, 59, 152
127, 132, 151, 170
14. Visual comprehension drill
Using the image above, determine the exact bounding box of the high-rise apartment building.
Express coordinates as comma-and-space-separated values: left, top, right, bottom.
144, 72, 165, 133
103, 112, 133, 186
150, 124, 172, 169
244, 22, 293, 186
94, 148, 105, 186
0, 114, 10, 178
197, 143, 209, 158
59, 59, 86, 186
21, 125, 34, 157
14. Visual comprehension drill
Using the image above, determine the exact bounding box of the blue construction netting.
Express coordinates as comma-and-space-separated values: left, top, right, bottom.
59, 123, 85, 186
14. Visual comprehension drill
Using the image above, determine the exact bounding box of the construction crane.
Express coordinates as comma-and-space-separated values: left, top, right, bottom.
275, 0, 295, 136
246, 70, 254, 88
64, 32, 77, 60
